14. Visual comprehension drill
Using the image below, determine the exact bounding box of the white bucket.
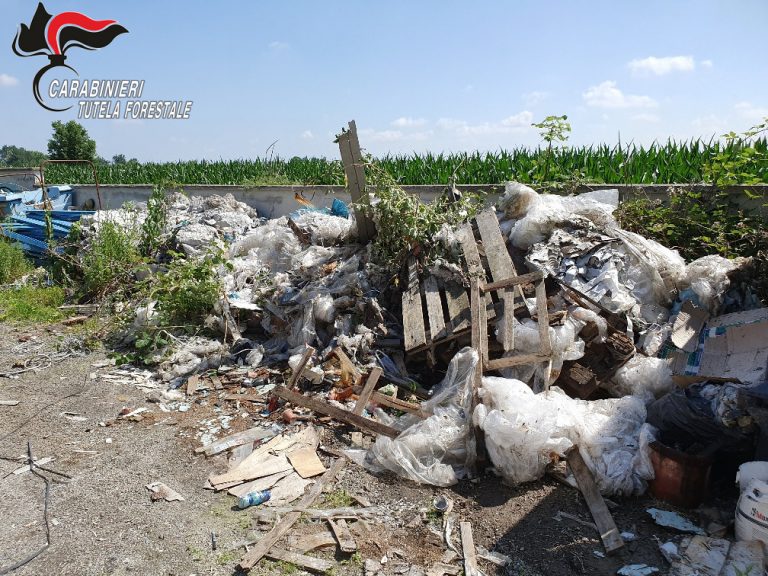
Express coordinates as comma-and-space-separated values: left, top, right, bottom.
737, 461, 768, 493
735, 478, 768, 544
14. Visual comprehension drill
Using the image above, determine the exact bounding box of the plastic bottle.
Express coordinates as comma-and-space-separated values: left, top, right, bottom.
237, 489, 271, 509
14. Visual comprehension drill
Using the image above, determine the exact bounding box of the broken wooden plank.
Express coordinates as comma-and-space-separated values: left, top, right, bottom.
458, 224, 494, 316
566, 447, 624, 554
211, 374, 224, 391
196, 427, 275, 456
288, 530, 338, 554
222, 392, 263, 402
265, 548, 334, 574
238, 458, 346, 570
288, 346, 316, 390
423, 275, 448, 341
475, 208, 517, 352
227, 470, 293, 498
332, 347, 363, 387
337, 120, 375, 242
274, 386, 399, 438
211, 455, 293, 488
445, 281, 471, 333
186, 374, 199, 395
229, 442, 255, 469
265, 471, 313, 505
352, 366, 382, 416
287, 447, 327, 479
0, 400, 20, 406
481, 270, 544, 293
351, 386, 425, 417
470, 277, 483, 386
328, 518, 357, 553
485, 354, 551, 371
460, 521, 479, 576
403, 257, 427, 351
535, 279, 552, 356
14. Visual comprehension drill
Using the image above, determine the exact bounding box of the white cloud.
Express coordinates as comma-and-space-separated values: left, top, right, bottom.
633, 113, 661, 124
582, 81, 657, 109
522, 91, 548, 106
268, 41, 289, 51
692, 114, 728, 135
436, 111, 533, 136
628, 55, 695, 76
701, 59, 713, 69
358, 128, 432, 143
0, 73, 19, 87
391, 117, 427, 128
301, 130, 314, 140
735, 101, 768, 123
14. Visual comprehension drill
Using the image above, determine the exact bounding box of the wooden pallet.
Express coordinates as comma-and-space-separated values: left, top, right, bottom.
402, 208, 553, 381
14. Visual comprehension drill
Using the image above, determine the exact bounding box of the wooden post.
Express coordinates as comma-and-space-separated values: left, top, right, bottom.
337, 120, 376, 243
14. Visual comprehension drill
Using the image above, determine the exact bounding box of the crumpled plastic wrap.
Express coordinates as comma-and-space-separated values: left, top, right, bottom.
291, 211, 357, 245
363, 347, 479, 486
474, 376, 655, 496
681, 255, 746, 314
229, 217, 301, 272
506, 187, 619, 250
157, 337, 227, 382
608, 355, 675, 402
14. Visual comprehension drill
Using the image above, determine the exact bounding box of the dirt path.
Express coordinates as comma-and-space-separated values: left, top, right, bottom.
0, 322, 682, 576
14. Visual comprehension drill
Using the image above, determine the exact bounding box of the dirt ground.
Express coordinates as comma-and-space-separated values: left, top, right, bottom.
0, 321, 709, 576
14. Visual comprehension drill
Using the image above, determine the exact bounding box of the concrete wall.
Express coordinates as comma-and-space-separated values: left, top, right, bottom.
68, 183, 768, 218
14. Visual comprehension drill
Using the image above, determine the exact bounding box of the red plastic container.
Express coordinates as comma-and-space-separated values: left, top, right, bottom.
649, 441, 712, 508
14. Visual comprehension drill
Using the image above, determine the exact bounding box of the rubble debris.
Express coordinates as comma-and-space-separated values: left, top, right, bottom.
145, 482, 185, 502
616, 565, 659, 576
194, 426, 275, 457
0, 400, 20, 406
668, 536, 764, 576
646, 508, 705, 535
237, 458, 346, 571
264, 548, 335, 574
287, 447, 326, 478
328, 518, 357, 553
459, 521, 479, 576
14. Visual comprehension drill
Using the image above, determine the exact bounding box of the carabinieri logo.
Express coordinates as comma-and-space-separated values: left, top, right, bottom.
12, 2, 128, 112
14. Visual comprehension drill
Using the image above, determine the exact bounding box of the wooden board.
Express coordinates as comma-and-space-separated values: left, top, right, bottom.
337, 120, 375, 242
288, 347, 315, 390
195, 427, 275, 456
460, 521, 479, 576
229, 442, 255, 468
227, 470, 293, 498
264, 472, 313, 506
265, 548, 334, 574
287, 447, 327, 478
352, 367, 382, 416
351, 386, 424, 417
445, 281, 471, 333
566, 447, 624, 554
403, 257, 427, 351
186, 375, 199, 395
238, 458, 346, 570
274, 385, 399, 438
288, 530, 338, 554
475, 209, 517, 352
328, 518, 357, 553
423, 275, 448, 341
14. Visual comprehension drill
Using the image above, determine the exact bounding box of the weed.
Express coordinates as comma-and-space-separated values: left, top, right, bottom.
0, 240, 32, 284
322, 489, 354, 508
186, 545, 205, 562
216, 550, 239, 565
704, 117, 768, 187
363, 162, 482, 269
139, 185, 170, 257
425, 507, 443, 527
78, 218, 142, 298
149, 250, 225, 327
0, 287, 65, 323
531, 114, 571, 183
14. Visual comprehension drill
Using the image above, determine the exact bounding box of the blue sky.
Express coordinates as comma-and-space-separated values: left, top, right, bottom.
1, 0, 766, 162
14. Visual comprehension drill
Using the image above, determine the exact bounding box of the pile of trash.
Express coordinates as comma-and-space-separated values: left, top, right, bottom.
83, 182, 767, 505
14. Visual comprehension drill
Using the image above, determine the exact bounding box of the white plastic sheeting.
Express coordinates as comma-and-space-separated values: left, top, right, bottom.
364, 348, 479, 486
609, 355, 675, 403
474, 376, 655, 496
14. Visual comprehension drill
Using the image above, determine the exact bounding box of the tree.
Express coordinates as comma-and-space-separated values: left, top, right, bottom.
0, 145, 47, 167
47, 121, 96, 161
112, 154, 127, 165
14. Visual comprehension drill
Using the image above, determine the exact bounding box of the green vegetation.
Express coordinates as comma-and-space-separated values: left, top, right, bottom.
0, 145, 47, 168
0, 286, 65, 323
42, 137, 768, 186
0, 240, 32, 284
47, 120, 97, 161
322, 489, 355, 508
365, 163, 482, 268
616, 188, 768, 301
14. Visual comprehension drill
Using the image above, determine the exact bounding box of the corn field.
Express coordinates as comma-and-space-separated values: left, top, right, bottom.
43, 138, 768, 186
